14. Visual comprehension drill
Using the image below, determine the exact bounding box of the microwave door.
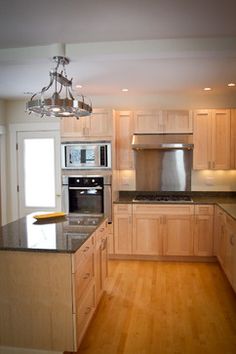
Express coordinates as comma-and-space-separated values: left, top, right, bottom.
66, 146, 81, 168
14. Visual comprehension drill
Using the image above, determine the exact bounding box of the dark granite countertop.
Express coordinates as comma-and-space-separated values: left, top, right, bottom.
0, 213, 105, 253
114, 191, 236, 219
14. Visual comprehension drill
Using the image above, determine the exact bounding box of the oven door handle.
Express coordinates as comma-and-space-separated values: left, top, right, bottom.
68, 186, 103, 190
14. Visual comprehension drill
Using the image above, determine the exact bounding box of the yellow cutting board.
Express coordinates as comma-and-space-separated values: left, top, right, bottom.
33, 212, 66, 220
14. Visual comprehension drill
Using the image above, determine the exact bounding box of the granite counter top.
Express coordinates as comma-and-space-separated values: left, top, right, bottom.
218, 204, 236, 220
0, 213, 105, 253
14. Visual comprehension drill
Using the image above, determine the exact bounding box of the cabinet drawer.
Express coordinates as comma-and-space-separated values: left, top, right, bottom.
96, 220, 108, 244
133, 204, 194, 215
76, 281, 96, 338
75, 253, 95, 301
73, 236, 95, 273
195, 205, 214, 215
114, 204, 132, 214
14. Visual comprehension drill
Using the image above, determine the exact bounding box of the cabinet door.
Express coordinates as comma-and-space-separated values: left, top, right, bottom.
163, 215, 194, 256
193, 110, 212, 169
230, 109, 236, 169
60, 116, 86, 137
162, 110, 193, 133
211, 109, 230, 169
116, 111, 134, 169
87, 109, 113, 137
132, 215, 163, 255
114, 205, 132, 254
194, 215, 213, 256
134, 110, 163, 133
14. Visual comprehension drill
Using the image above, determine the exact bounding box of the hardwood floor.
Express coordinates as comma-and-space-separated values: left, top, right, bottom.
68, 260, 236, 354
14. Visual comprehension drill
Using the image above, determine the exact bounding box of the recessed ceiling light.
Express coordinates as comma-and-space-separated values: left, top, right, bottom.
227, 83, 235, 87
76, 84, 83, 89
122, 88, 128, 92
204, 87, 212, 91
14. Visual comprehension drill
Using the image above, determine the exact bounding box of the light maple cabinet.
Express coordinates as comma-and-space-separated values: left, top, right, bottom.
133, 109, 193, 134
224, 214, 236, 291
134, 110, 163, 133
74, 235, 96, 348
95, 220, 108, 305
163, 209, 194, 256
215, 209, 236, 292
114, 204, 133, 254
132, 214, 163, 255
162, 110, 193, 133
60, 108, 113, 138
230, 109, 236, 168
193, 109, 231, 169
133, 204, 194, 256
194, 205, 214, 256
115, 110, 134, 169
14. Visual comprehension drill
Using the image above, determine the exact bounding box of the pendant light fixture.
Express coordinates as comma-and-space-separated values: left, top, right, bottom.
26, 55, 92, 119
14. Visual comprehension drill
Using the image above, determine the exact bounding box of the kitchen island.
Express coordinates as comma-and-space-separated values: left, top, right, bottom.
0, 213, 109, 352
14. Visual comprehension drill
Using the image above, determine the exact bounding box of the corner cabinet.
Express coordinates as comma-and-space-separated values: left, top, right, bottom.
215, 208, 236, 292
60, 108, 113, 139
193, 109, 231, 170
194, 205, 214, 256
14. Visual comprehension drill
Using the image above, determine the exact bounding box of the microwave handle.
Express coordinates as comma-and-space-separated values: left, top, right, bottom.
69, 186, 103, 190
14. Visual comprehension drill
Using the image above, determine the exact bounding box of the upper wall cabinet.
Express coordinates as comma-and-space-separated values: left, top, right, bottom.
134, 110, 163, 133
230, 109, 236, 169
60, 109, 113, 139
115, 111, 134, 170
162, 110, 193, 133
133, 110, 193, 134
193, 109, 231, 170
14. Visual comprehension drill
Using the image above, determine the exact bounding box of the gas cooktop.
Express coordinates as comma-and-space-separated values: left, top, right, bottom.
133, 195, 193, 203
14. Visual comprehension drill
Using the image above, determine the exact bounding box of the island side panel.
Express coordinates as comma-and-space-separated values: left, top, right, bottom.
0, 251, 74, 352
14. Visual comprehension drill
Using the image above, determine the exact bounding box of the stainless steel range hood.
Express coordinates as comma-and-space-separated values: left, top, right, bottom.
132, 134, 193, 191
132, 133, 193, 150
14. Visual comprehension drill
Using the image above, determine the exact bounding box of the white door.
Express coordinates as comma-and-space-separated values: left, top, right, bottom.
17, 131, 61, 217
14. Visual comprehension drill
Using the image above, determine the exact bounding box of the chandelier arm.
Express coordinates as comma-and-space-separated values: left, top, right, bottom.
40, 75, 55, 97
68, 88, 74, 100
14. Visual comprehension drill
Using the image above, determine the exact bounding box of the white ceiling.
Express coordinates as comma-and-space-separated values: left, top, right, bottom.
1, 0, 236, 99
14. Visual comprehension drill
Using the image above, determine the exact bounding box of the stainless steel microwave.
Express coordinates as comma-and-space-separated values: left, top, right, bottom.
61, 142, 112, 169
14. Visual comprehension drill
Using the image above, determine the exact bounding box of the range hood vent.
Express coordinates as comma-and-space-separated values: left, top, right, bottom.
131, 134, 194, 150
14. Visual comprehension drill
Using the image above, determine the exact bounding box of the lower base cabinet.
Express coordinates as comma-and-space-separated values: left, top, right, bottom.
194, 205, 214, 256
215, 209, 236, 292
73, 219, 108, 349
114, 203, 214, 257
114, 204, 132, 254
163, 215, 194, 256
133, 215, 163, 255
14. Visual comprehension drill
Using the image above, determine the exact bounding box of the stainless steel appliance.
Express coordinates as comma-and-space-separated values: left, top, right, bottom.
132, 134, 193, 191
62, 175, 112, 222
61, 141, 111, 169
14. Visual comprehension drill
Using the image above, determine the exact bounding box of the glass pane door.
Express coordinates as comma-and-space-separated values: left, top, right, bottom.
17, 131, 61, 217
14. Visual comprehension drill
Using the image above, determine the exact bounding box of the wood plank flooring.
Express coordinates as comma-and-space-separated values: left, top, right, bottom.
67, 260, 236, 354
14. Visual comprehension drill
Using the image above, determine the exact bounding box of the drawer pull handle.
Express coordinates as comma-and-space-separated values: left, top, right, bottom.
83, 272, 90, 280
83, 246, 90, 252
84, 307, 91, 315
230, 234, 235, 246
99, 228, 105, 232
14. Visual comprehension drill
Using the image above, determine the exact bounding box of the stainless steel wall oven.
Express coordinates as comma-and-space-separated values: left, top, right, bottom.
62, 175, 112, 222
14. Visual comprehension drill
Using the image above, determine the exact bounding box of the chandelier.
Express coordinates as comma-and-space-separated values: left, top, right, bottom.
26, 56, 92, 118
